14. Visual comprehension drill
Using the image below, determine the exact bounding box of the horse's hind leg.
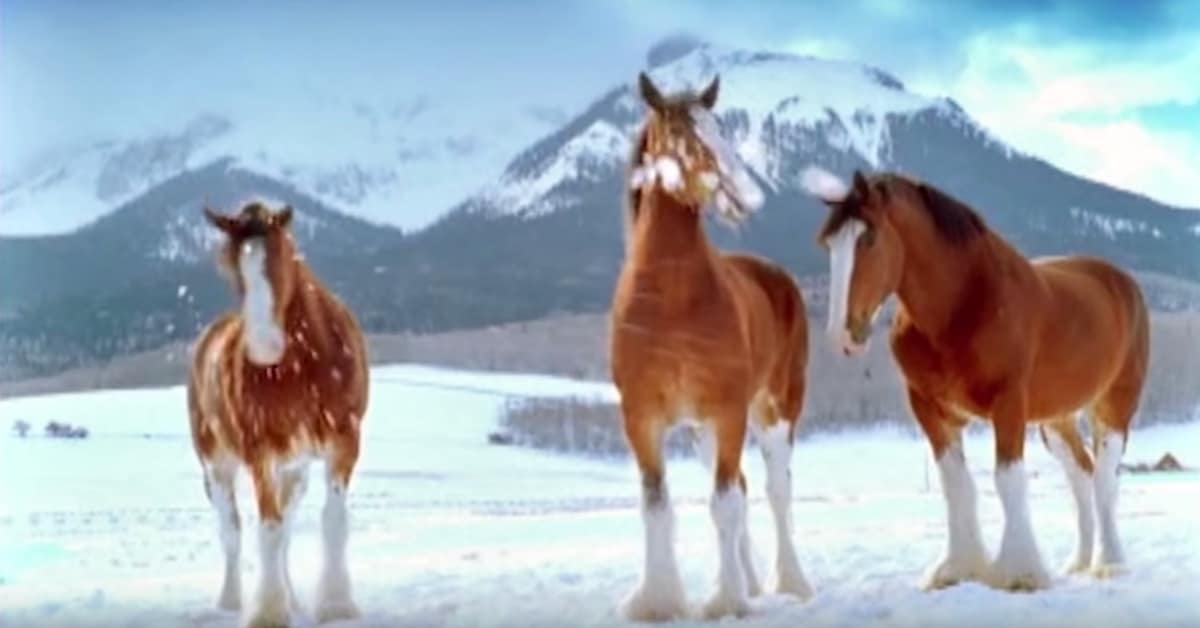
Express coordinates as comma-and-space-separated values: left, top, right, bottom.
204, 461, 242, 611
750, 395, 812, 599
618, 403, 686, 622
702, 405, 753, 620
1039, 415, 1095, 574
1089, 293, 1149, 578
316, 435, 362, 623
1089, 371, 1143, 578
694, 422, 762, 597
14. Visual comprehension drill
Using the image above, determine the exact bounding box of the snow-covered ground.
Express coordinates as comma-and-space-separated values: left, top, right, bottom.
1, 364, 1197, 627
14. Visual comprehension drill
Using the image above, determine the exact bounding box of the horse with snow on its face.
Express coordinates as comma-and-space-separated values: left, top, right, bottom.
804, 167, 1149, 592
611, 73, 812, 621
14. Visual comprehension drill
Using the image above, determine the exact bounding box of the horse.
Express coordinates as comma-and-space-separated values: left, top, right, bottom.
188, 201, 370, 627
803, 168, 1149, 591
610, 72, 812, 621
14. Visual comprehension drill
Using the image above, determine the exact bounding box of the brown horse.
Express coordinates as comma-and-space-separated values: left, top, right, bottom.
188, 201, 369, 627
805, 168, 1148, 591
610, 73, 811, 621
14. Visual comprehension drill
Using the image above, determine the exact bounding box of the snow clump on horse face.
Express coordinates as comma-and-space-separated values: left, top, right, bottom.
690, 105, 764, 219
800, 166, 850, 203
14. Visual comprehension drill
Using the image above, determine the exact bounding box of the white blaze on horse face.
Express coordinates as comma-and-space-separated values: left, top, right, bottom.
826, 219, 867, 353
240, 238, 286, 365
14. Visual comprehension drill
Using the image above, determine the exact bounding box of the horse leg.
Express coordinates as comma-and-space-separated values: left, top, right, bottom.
693, 422, 762, 597
316, 436, 362, 623
1089, 379, 1141, 577
702, 407, 752, 620
204, 461, 242, 611
278, 464, 311, 619
244, 461, 294, 628
1038, 415, 1095, 574
987, 390, 1051, 591
618, 406, 686, 622
908, 389, 988, 590
751, 398, 812, 599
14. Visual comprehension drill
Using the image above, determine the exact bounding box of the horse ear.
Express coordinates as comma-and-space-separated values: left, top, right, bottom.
277, 205, 294, 229
699, 75, 719, 109
638, 72, 665, 111
203, 207, 237, 233
852, 170, 870, 197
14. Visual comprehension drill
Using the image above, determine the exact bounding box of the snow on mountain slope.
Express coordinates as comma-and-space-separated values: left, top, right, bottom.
472, 44, 1006, 220
0, 96, 559, 237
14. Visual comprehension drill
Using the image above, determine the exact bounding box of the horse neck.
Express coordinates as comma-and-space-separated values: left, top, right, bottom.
626, 186, 714, 271
892, 204, 996, 338
282, 262, 340, 357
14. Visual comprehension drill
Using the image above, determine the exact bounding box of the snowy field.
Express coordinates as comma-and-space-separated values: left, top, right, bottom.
1, 364, 1198, 627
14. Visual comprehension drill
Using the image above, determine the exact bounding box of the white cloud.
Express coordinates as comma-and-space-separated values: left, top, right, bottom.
933, 29, 1200, 209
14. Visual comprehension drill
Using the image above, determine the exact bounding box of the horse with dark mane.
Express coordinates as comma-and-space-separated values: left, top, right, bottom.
610, 73, 811, 621
188, 201, 369, 627
804, 168, 1148, 591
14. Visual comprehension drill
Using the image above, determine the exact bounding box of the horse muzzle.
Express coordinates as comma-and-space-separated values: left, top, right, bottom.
836, 316, 872, 357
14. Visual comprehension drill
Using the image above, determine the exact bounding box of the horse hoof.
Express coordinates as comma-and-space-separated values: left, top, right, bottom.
921, 556, 988, 591
1090, 562, 1129, 580
1061, 555, 1092, 576
984, 564, 1052, 592
772, 569, 814, 601
701, 591, 752, 620
315, 597, 360, 623
619, 583, 688, 622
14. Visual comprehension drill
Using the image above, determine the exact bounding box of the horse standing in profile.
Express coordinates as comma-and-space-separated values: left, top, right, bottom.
804, 169, 1148, 591
610, 73, 812, 621
188, 201, 369, 627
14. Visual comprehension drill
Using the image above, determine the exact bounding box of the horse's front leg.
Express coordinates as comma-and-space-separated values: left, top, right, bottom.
204, 462, 243, 611
987, 390, 1051, 591
701, 407, 753, 620
618, 404, 687, 622
908, 388, 989, 590
243, 462, 300, 628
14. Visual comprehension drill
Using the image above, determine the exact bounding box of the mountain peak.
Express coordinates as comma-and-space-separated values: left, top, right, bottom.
646, 33, 707, 68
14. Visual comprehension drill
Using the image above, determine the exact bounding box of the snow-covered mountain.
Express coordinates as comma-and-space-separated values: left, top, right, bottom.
3, 40, 1199, 382
0, 94, 563, 237
471, 43, 1009, 220
457, 41, 1198, 280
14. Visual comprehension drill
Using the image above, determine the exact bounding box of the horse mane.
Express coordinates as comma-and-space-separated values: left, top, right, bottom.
905, 177, 986, 245
818, 173, 986, 247
623, 125, 649, 245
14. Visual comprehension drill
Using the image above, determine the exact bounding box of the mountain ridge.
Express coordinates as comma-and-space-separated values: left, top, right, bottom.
2, 42, 1198, 381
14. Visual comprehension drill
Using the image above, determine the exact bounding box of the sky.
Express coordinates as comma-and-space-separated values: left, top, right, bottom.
2, 0, 1198, 211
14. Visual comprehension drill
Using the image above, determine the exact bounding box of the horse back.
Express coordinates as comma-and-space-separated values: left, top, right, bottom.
1033, 256, 1147, 345
720, 253, 809, 410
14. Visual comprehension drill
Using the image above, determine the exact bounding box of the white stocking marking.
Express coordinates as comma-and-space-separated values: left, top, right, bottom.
1093, 432, 1127, 572
755, 421, 811, 598
991, 460, 1050, 589
1042, 428, 1095, 573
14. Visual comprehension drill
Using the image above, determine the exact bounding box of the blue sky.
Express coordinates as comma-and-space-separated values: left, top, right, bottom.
2, 0, 1198, 209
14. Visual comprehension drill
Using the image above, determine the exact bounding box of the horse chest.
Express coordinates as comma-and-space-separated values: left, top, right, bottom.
891, 322, 1002, 416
